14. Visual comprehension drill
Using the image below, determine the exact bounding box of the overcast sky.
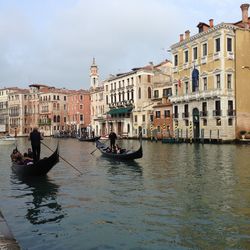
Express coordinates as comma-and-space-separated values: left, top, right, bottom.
0, 0, 246, 90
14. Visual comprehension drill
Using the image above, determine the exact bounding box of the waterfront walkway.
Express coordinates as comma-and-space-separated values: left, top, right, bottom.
0, 211, 20, 250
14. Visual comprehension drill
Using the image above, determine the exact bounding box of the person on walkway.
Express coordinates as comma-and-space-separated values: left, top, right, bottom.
109, 130, 117, 151
29, 128, 43, 162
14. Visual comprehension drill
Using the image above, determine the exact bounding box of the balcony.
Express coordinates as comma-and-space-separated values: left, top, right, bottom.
9, 113, 20, 117
182, 112, 189, 119
213, 110, 222, 117
172, 113, 179, 119
213, 52, 221, 61
227, 109, 235, 116
38, 119, 51, 126
200, 110, 208, 117
201, 56, 207, 64
227, 52, 234, 60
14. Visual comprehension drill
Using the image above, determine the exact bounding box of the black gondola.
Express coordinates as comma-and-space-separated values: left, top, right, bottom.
11, 146, 59, 177
78, 136, 101, 142
95, 140, 143, 160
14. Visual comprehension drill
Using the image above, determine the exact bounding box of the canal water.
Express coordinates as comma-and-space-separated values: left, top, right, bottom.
0, 138, 250, 249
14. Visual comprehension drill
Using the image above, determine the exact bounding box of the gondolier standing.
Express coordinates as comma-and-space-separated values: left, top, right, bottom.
29, 127, 43, 162
109, 130, 117, 151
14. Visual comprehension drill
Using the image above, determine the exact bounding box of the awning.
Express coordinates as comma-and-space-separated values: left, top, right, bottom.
107, 107, 132, 115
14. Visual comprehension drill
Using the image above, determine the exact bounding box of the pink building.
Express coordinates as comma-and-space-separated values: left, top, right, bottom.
67, 90, 91, 136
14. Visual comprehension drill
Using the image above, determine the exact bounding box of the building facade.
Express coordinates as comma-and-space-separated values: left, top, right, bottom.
170, 4, 250, 141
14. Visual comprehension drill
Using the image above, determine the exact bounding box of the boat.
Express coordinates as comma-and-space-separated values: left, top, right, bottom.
78, 136, 101, 142
95, 139, 143, 160
0, 135, 16, 145
11, 146, 59, 177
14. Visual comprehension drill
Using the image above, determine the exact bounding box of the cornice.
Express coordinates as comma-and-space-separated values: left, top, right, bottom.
171, 23, 237, 51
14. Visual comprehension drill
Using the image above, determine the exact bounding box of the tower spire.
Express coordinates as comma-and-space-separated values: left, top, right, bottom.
90, 57, 99, 88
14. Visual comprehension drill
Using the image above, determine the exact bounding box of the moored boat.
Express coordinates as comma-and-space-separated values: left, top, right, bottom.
78, 136, 101, 142
11, 146, 59, 177
0, 135, 16, 145
95, 139, 143, 160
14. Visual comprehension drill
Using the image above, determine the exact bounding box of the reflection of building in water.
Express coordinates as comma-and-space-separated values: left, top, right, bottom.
23, 177, 65, 225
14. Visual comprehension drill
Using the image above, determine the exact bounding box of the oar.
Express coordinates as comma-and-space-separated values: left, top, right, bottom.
90, 139, 109, 155
41, 141, 83, 175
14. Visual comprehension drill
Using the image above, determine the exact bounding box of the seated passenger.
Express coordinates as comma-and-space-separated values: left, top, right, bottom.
23, 153, 33, 165
10, 149, 23, 164
27, 148, 33, 158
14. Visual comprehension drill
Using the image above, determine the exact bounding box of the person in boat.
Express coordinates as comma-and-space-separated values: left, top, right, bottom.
27, 148, 33, 159
10, 149, 23, 164
23, 152, 33, 165
109, 130, 117, 151
29, 127, 43, 162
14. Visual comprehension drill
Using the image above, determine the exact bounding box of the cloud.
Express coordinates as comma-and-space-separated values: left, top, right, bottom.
0, 0, 246, 90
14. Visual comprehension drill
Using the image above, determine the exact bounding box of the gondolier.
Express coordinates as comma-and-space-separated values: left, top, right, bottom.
29, 127, 43, 162
109, 130, 117, 151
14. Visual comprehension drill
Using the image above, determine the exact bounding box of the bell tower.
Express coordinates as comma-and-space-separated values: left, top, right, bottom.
90, 58, 99, 88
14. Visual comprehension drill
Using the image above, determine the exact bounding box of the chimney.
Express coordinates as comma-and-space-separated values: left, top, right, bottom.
185, 30, 190, 40
179, 34, 184, 42
209, 19, 214, 28
241, 3, 250, 28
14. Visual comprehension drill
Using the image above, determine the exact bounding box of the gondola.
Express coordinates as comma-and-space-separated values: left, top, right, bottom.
95, 139, 143, 160
11, 146, 59, 177
78, 136, 101, 142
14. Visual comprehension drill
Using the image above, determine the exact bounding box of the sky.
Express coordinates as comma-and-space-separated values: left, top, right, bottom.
0, 0, 247, 90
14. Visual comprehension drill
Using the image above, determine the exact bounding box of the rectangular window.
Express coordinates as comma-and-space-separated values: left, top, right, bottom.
164, 110, 170, 118
174, 54, 178, 66
134, 115, 137, 122
184, 50, 188, 63
216, 74, 221, 89
227, 37, 232, 52
185, 81, 188, 94
155, 111, 161, 118
202, 43, 207, 56
175, 84, 178, 96
228, 118, 233, 126
154, 90, 159, 98
215, 38, 220, 52
227, 74, 232, 89
203, 119, 207, 126
147, 75, 151, 82
142, 115, 145, 122
80, 115, 83, 121
203, 77, 207, 90
193, 47, 198, 60
150, 114, 153, 122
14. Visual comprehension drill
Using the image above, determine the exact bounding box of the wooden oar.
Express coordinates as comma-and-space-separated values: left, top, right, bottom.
41, 141, 83, 175
90, 139, 109, 155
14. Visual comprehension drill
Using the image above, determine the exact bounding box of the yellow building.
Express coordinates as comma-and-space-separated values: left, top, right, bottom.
170, 3, 250, 141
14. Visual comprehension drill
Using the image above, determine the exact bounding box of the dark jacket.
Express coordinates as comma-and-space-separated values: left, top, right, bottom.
30, 130, 42, 147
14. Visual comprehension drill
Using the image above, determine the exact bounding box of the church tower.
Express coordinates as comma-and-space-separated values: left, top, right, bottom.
90, 58, 99, 88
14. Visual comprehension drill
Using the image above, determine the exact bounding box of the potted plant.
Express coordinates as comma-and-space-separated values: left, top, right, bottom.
240, 130, 247, 139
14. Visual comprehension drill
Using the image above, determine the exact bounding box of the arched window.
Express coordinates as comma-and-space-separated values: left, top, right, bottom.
138, 87, 141, 99
57, 115, 60, 123
53, 115, 56, 122
148, 87, 152, 98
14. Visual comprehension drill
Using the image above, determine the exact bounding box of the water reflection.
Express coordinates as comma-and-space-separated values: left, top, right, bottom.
105, 158, 143, 176
11, 175, 65, 225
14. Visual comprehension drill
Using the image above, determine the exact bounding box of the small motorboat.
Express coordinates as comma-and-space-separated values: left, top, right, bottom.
0, 135, 16, 145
